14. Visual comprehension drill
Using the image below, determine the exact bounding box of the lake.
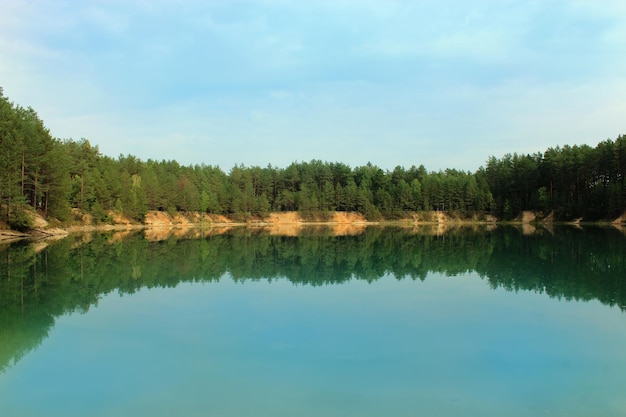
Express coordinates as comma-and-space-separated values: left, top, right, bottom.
1, 225, 625, 416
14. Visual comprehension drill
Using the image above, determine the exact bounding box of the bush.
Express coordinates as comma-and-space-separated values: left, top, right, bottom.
8, 207, 34, 232
90, 201, 110, 224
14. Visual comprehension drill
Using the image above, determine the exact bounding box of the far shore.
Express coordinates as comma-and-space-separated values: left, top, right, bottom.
1, 209, 624, 243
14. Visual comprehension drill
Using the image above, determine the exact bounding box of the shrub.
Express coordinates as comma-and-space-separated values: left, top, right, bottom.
8, 207, 34, 232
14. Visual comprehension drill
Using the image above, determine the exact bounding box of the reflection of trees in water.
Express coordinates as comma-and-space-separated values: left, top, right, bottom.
479, 227, 626, 307
1, 226, 625, 372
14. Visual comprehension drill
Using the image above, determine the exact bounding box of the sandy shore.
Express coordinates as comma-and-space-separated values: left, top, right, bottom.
2, 209, 622, 243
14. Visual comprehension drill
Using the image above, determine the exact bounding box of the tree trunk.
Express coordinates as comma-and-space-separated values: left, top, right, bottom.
21, 150, 25, 195
7, 169, 12, 223
33, 171, 38, 210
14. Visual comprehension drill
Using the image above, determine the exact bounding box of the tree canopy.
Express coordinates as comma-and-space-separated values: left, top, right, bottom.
1, 87, 624, 227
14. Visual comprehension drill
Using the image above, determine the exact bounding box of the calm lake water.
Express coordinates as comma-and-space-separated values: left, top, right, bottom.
1, 225, 625, 416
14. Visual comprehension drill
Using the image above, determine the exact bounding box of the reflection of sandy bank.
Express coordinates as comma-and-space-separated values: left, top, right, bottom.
522, 223, 536, 235
263, 211, 369, 236
72, 233, 93, 248
144, 225, 235, 241
612, 224, 626, 235
204, 226, 234, 236
31, 231, 72, 252
407, 223, 496, 236
265, 223, 366, 237
332, 212, 367, 224
332, 223, 366, 236
485, 223, 498, 232
0, 231, 29, 244
436, 222, 448, 235
109, 230, 134, 243
144, 227, 174, 242
173, 225, 194, 238
412, 222, 453, 236
268, 224, 302, 236
31, 242, 49, 253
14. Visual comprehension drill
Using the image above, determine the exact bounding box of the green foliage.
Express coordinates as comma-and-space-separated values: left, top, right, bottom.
90, 201, 109, 224
486, 138, 626, 220
7, 205, 34, 232
0, 86, 623, 229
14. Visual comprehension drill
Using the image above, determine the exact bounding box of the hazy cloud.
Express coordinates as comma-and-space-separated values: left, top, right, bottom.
1, 0, 625, 171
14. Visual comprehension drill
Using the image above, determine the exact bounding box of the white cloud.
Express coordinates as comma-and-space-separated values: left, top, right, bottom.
1, 0, 625, 172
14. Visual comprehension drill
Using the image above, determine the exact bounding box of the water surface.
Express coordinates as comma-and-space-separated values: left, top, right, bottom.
1, 226, 625, 416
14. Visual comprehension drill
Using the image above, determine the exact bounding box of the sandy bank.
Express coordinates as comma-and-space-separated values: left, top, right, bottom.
2, 209, 624, 242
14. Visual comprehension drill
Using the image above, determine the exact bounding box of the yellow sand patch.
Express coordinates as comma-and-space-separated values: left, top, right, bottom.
31, 211, 49, 228
521, 211, 536, 223
144, 211, 173, 227
109, 211, 133, 225
265, 211, 367, 225
204, 214, 232, 224
144, 211, 233, 228
613, 211, 626, 224
172, 213, 191, 226
267, 211, 302, 224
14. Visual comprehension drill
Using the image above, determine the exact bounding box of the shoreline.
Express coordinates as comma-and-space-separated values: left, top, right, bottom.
1, 209, 624, 243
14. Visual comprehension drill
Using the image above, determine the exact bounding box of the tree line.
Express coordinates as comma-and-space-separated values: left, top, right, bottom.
1, 87, 624, 229
485, 139, 626, 220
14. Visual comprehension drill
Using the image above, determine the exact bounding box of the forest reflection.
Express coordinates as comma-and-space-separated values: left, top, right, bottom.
1, 225, 625, 373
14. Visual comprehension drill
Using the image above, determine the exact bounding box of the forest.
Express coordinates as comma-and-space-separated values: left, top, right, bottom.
1, 87, 625, 230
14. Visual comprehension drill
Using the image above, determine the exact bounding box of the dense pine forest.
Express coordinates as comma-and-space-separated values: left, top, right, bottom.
1, 87, 625, 230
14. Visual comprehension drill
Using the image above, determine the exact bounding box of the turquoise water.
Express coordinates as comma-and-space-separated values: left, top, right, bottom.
1, 226, 625, 416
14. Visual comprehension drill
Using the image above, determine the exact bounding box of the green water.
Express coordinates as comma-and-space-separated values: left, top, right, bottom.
1, 226, 625, 416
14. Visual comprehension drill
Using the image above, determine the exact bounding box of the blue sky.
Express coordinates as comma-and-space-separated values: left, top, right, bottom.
1, 1, 625, 172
